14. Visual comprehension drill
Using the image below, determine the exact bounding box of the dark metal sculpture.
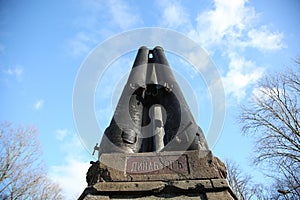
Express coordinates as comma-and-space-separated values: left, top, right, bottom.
99, 46, 208, 156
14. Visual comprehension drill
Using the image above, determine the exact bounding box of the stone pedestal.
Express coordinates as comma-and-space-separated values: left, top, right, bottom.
78, 150, 237, 200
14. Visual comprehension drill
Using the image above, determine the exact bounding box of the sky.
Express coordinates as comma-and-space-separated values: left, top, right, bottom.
0, 0, 299, 199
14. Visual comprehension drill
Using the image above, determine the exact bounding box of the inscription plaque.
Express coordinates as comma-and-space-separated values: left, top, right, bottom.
126, 155, 189, 174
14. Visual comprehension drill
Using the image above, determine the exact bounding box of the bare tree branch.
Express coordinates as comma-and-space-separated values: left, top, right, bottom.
225, 160, 271, 200
239, 64, 300, 198
0, 122, 63, 199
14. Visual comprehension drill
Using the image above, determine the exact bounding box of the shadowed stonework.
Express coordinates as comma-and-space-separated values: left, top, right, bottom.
78, 47, 237, 200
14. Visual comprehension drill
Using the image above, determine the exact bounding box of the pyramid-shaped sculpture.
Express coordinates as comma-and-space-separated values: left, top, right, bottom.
79, 46, 237, 200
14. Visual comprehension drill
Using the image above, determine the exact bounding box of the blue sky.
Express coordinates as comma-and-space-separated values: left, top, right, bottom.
1, 0, 299, 198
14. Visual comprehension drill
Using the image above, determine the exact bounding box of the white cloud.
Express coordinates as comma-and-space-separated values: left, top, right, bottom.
55, 129, 69, 141
183, 0, 283, 102
246, 26, 285, 51
189, 0, 256, 47
156, 0, 190, 29
222, 53, 264, 101
188, 0, 284, 52
49, 134, 92, 199
34, 99, 44, 110
106, 0, 141, 30
50, 157, 90, 200
3, 66, 23, 81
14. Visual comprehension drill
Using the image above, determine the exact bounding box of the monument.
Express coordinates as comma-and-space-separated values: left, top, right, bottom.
78, 46, 237, 199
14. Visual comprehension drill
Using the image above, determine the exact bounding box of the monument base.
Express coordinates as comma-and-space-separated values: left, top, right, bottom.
78, 150, 237, 200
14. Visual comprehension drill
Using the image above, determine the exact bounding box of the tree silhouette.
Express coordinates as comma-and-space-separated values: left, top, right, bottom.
0, 122, 63, 199
240, 61, 300, 199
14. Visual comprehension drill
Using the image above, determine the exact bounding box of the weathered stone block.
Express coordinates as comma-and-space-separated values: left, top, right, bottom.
79, 179, 236, 200
91, 150, 226, 183
79, 150, 236, 200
